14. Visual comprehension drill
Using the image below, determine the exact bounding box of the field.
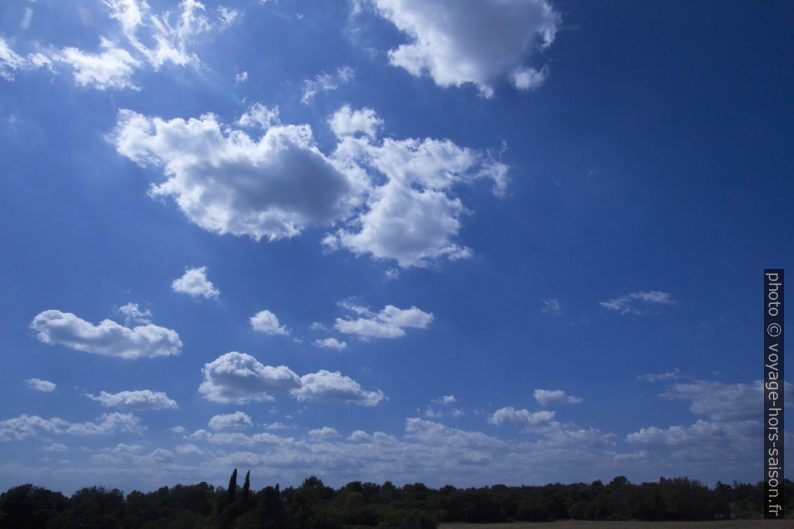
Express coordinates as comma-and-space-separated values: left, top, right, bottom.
441, 521, 794, 529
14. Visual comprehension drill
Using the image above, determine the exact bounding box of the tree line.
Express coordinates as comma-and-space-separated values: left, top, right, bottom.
1, 471, 791, 529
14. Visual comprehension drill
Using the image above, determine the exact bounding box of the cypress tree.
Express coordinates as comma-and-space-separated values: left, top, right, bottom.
242, 470, 251, 508
227, 468, 238, 504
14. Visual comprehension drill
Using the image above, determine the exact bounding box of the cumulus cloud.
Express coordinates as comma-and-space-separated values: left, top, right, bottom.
314, 337, 347, 350
25, 378, 56, 393
111, 107, 367, 241
56, 41, 141, 90
328, 105, 381, 139
112, 105, 507, 269
302, 66, 354, 104
433, 395, 456, 405
0, 413, 143, 441
87, 390, 178, 410
326, 111, 508, 266
308, 426, 339, 438
533, 389, 582, 406
488, 406, 555, 429
250, 310, 289, 335
199, 352, 301, 404
334, 303, 433, 339
371, 0, 560, 96
293, 370, 385, 406
600, 290, 675, 315
31, 309, 182, 359
237, 103, 280, 130
172, 266, 220, 299
117, 302, 152, 325
208, 411, 253, 431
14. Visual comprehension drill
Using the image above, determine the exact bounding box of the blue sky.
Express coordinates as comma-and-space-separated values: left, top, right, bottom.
0, 0, 792, 493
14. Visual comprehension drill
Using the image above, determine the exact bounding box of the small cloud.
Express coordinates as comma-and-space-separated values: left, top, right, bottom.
25, 378, 56, 393
250, 310, 289, 336
237, 103, 279, 129
533, 389, 582, 406
308, 426, 339, 438
638, 369, 683, 382
117, 302, 152, 325
600, 290, 674, 315
334, 303, 433, 339
302, 66, 354, 104
172, 266, 220, 299
175, 443, 203, 455
488, 406, 555, 429
433, 395, 456, 405
209, 411, 253, 431
170, 426, 186, 434
314, 337, 347, 350
235, 70, 248, 83
541, 298, 561, 315
87, 389, 178, 410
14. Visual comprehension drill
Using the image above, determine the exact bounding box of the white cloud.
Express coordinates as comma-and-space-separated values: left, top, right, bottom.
293, 370, 385, 406
217, 6, 239, 27
541, 298, 561, 315
237, 103, 280, 129
327, 119, 508, 267
117, 302, 152, 324
175, 443, 203, 454
87, 390, 178, 410
302, 66, 354, 104
0, 413, 143, 441
104, 0, 223, 71
43, 443, 68, 452
533, 389, 582, 406
171, 266, 220, 299
308, 426, 339, 438
250, 310, 289, 335
189, 429, 290, 447
170, 426, 186, 434
235, 70, 248, 83
111, 107, 367, 241
433, 395, 456, 405
198, 352, 301, 404
31, 309, 182, 359
600, 290, 675, 315
112, 105, 507, 268
0, 38, 27, 80
334, 303, 433, 339
209, 411, 253, 431
660, 379, 779, 422
56, 40, 141, 90
328, 105, 382, 139
25, 378, 56, 393
488, 406, 555, 429
263, 421, 293, 431
314, 337, 347, 350
638, 369, 683, 382
371, 0, 560, 96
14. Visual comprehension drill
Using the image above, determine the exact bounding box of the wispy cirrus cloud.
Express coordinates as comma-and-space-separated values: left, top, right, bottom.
600, 290, 674, 315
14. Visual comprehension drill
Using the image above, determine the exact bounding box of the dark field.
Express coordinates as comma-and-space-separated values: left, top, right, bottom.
441, 521, 794, 529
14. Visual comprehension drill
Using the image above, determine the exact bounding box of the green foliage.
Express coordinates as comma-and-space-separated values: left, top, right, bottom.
0, 473, 789, 528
